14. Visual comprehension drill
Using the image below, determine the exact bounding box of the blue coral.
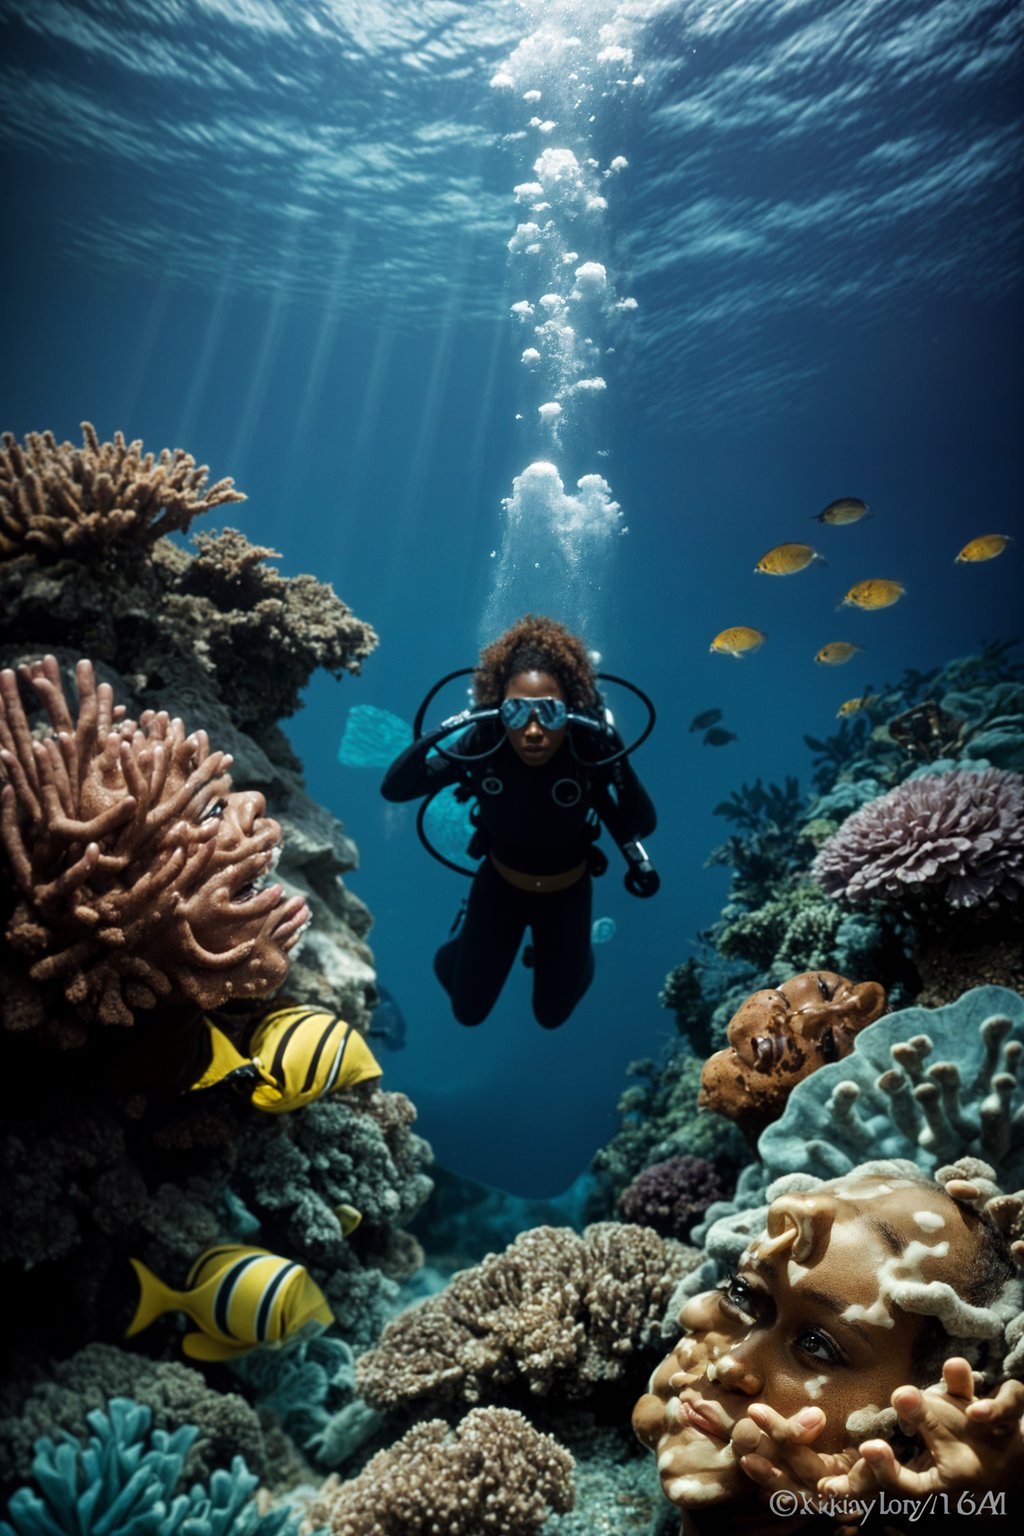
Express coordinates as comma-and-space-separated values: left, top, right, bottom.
0, 1398, 300, 1536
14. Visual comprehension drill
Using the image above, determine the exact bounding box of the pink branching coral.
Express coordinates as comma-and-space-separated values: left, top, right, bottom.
0, 656, 309, 1049
308, 1408, 574, 1536
0, 423, 244, 564
355, 1221, 698, 1411
812, 767, 1024, 911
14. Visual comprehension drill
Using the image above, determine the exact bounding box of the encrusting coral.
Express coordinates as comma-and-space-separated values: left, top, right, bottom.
307, 1407, 575, 1536
355, 1221, 698, 1412
812, 766, 1024, 912
0, 424, 244, 564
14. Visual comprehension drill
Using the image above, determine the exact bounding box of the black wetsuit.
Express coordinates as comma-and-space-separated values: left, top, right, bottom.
381, 718, 656, 1027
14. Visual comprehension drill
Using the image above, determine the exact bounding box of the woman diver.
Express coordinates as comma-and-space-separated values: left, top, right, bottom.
381, 614, 657, 1028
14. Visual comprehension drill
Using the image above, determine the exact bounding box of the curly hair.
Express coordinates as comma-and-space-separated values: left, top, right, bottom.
473, 615, 598, 712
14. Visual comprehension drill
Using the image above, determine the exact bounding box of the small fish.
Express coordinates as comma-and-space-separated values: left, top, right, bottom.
955, 534, 1013, 564
335, 1204, 363, 1236
126, 1245, 334, 1361
836, 696, 874, 718
689, 707, 723, 732
191, 1005, 382, 1113
710, 626, 767, 658
703, 727, 738, 746
754, 542, 824, 576
816, 642, 864, 666
840, 578, 905, 611
815, 497, 870, 525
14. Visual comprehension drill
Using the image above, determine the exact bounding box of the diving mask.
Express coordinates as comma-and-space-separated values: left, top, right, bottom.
499, 696, 568, 731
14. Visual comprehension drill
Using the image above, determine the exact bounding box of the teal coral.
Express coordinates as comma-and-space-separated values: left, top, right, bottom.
0, 1398, 298, 1536
0, 1344, 266, 1495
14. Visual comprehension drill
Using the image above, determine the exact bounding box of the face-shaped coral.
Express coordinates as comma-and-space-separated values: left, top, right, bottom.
811, 766, 1024, 912
699, 970, 886, 1140
0, 656, 310, 1047
633, 1163, 1019, 1516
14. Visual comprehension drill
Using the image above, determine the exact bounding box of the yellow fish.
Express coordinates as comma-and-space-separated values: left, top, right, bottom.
840, 578, 905, 611
335, 1203, 363, 1236
126, 1245, 334, 1361
190, 1005, 382, 1113
710, 626, 767, 658
754, 542, 824, 576
816, 642, 864, 666
955, 534, 1013, 564
836, 695, 874, 717
815, 497, 870, 525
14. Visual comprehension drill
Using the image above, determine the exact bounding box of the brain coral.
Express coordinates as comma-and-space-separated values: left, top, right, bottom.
812, 766, 1024, 910
355, 1222, 698, 1411
308, 1408, 574, 1536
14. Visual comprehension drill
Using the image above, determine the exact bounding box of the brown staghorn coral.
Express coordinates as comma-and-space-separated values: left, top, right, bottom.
0, 422, 244, 564
355, 1221, 699, 1412
0, 655, 309, 1052
307, 1408, 574, 1536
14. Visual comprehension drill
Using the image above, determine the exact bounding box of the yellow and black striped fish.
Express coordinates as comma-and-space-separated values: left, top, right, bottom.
126, 1244, 334, 1361
190, 1004, 382, 1113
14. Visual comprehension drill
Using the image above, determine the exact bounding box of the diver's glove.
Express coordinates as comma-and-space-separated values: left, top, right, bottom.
622, 838, 660, 897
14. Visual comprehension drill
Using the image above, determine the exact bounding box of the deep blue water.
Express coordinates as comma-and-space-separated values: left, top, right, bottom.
2, 0, 1021, 1196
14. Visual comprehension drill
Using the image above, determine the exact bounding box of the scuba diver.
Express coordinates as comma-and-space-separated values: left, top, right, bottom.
381, 614, 658, 1029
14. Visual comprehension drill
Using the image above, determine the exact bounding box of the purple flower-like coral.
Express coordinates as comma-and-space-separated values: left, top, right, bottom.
812, 767, 1024, 910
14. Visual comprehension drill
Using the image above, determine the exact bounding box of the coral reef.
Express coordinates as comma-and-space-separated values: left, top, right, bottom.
0, 424, 244, 564
0, 1397, 298, 1536
617, 1156, 734, 1242
355, 1222, 699, 1413
676, 986, 1024, 1306
589, 1053, 747, 1219
0, 657, 312, 1051
704, 776, 806, 910
698, 970, 887, 1142
307, 1408, 574, 1536
0, 1344, 267, 1494
159, 528, 376, 734
812, 766, 1024, 912
225, 1088, 434, 1351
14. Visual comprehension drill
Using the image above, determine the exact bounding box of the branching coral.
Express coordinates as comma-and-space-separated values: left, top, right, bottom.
159, 528, 378, 732
0, 1397, 297, 1536
0, 656, 309, 1048
355, 1222, 698, 1412
0, 424, 244, 566
307, 1408, 574, 1536
618, 1156, 734, 1241
812, 767, 1024, 911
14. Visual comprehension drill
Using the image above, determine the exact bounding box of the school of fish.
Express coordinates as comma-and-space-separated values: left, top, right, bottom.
708, 494, 1015, 725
